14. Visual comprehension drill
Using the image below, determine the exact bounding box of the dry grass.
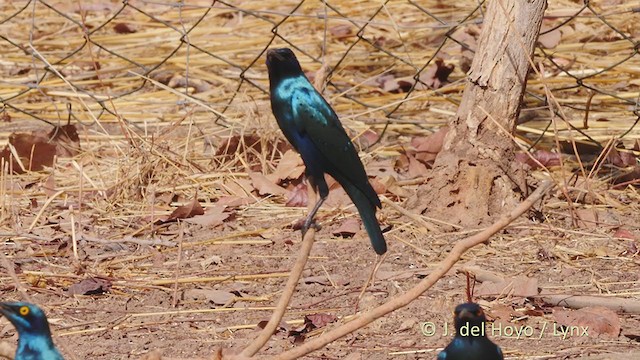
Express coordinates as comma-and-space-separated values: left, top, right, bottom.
1, 1, 640, 359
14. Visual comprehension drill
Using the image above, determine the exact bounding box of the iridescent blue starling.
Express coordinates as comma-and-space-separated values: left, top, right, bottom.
0, 302, 65, 360
266, 48, 387, 254
438, 303, 503, 360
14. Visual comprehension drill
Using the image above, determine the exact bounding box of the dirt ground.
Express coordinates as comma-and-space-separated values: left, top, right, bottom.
1, 1, 640, 359
1, 145, 640, 359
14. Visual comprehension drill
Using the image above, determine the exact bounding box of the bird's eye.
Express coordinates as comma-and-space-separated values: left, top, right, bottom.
19, 306, 30, 316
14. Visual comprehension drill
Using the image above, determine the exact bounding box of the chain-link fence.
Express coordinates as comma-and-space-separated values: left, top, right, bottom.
0, 0, 638, 154
1, 3, 639, 358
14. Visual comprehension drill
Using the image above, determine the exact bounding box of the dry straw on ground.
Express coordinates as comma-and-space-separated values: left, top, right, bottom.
1, 1, 640, 359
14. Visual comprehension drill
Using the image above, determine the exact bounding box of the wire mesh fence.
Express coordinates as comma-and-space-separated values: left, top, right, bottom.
1, 3, 639, 358
0, 0, 638, 156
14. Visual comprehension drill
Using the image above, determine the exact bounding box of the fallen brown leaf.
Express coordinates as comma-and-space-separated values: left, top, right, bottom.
305, 313, 337, 328
286, 182, 308, 207
114, 22, 137, 34
475, 275, 539, 298
167, 75, 211, 93
413, 127, 448, 154
553, 306, 620, 338
575, 209, 600, 229
607, 148, 636, 167
381, 59, 454, 93
515, 150, 563, 169
417, 58, 455, 89
161, 196, 205, 223
287, 313, 338, 344
183, 288, 235, 305
66, 277, 112, 296
217, 195, 255, 207
411, 126, 448, 165
382, 75, 413, 93
451, 25, 479, 73
250, 172, 289, 197
185, 204, 231, 227
378, 175, 412, 198
369, 177, 386, 195
539, 28, 562, 49
329, 24, 353, 39
267, 149, 304, 183
359, 129, 380, 147
1, 133, 55, 173
332, 218, 361, 238
42, 174, 57, 197
612, 229, 636, 240
0, 125, 81, 174
49, 124, 81, 157
407, 153, 429, 178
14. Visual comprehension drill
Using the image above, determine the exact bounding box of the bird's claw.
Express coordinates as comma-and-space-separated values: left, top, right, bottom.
301, 218, 322, 235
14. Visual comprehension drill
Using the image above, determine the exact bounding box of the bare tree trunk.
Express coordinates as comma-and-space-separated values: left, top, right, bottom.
409, 0, 547, 227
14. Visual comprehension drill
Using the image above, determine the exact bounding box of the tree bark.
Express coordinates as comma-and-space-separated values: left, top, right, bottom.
409, 0, 547, 227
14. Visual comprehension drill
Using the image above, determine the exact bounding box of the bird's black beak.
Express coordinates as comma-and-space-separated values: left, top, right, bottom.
0, 302, 11, 315
458, 307, 482, 320
458, 308, 471, 320
266, 49, 283, 61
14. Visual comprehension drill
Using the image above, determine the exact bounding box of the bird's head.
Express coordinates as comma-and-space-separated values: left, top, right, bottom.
266, 48, 304, 80
453, 303, 488, 335
0, 302, 53, 337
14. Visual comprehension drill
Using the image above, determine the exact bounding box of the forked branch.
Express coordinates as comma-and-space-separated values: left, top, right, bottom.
268, 179, 555, 360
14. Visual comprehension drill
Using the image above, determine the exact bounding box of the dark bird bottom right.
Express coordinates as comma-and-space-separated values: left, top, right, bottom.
438, 303, 504, 360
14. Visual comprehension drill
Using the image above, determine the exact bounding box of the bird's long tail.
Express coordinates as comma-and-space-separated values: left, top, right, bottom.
342, 183, 387, 255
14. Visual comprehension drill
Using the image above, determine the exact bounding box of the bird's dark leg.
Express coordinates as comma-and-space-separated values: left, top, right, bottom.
302, 195, 326, 235
302, 175, 329, 236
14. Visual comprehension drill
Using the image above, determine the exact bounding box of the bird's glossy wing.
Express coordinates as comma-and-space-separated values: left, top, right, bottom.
291, 88, 379, 206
